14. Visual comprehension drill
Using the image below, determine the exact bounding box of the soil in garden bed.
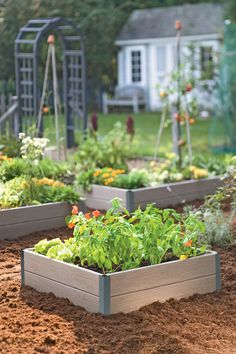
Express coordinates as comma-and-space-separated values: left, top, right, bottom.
0, 228, 235, 354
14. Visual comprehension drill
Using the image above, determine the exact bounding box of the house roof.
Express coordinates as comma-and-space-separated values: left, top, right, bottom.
117, 3, 223, 42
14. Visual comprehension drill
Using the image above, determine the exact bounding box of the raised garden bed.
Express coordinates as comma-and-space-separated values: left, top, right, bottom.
21, 249, 220, 315
84, 177, 223, 211
0, 202, 72, 240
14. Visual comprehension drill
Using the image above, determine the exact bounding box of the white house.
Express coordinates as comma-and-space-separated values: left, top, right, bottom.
115, 3, 223, 111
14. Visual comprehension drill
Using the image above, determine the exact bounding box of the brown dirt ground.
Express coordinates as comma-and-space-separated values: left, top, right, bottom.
0, 227, 235, 354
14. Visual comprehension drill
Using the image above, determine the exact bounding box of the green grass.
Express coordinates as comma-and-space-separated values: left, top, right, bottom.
98, 112, 212, 157
43, 112, 227, 158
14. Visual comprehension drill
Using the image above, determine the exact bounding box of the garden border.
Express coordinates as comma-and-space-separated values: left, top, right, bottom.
21, 249, 220, 315
84, 177, 223, 211
0, 201, 84, 240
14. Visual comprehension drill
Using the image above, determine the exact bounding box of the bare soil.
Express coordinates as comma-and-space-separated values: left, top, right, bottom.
0, 227, 235, 354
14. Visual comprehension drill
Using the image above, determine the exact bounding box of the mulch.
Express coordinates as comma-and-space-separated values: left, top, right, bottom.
0, 227, 235, 354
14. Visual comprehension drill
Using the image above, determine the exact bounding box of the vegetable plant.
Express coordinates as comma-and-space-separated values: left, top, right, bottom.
34, 198, 207, 273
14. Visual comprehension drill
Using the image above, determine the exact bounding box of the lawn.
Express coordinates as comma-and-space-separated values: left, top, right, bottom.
98, 112, 213, 157
44, 111, 225, 158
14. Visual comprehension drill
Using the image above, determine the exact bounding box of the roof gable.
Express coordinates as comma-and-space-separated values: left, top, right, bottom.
117, 3, 223, 42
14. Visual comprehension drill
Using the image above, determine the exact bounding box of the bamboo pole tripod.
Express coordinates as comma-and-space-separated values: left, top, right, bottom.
37, 34, 61, 160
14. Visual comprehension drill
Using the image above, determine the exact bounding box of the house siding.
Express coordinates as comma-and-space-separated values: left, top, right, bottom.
116, 35, 221, 111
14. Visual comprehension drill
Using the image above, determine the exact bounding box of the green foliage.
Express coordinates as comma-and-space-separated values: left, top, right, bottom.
34, 198, 207, 273
75, 122, 133, 170
0, 135, 21, 157
0, 157, 71, 182
110, 170, 148, 189
184, 165, 236, 246
0, 177, 79, 209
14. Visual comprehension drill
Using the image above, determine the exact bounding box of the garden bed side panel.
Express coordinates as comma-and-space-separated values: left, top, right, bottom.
84, 185, 129, 210
0, 202, 72, 240
22, 249, 100, 313
83, 178, 223, 212
109, 251, 220, 314
22, 250, 220, 315
130, 177, 223, 210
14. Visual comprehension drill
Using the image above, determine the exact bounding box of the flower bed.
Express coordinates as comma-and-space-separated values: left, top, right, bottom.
78, 155, 234, 211
84, 177, 223, 211
21, 200, 221, 314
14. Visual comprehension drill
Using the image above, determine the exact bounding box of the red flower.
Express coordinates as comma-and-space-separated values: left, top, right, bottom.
184, 240, 193, 247
72, 205, 79, 215
92, 210, 101, 218
68, 222, 75, 229
85, 213, 91, 220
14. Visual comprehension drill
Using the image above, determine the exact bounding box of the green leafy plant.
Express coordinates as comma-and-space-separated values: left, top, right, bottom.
0, 177, 79, 209
34, 198, 207, 273
0, 134, 21, 157
0, 157, 71, 182
184, 163, 236, 246
75, 122, 133, 171
77, 167, 149, 190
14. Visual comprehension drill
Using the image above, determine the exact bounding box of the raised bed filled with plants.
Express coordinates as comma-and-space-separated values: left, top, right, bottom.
0, 135, 80, 240
84, 177, 223, 211
21, 200, 221, 315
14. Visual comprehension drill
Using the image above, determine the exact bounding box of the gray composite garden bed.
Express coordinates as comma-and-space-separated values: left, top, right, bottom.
0, 202, 72, 240
21, 249, 220, 315
84, 177, 223, 211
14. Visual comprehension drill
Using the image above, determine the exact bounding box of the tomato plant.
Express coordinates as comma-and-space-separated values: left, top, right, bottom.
34, 198, 207, 273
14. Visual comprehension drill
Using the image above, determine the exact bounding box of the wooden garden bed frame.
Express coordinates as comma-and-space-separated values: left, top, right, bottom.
0, 202, 72, 240
84, 177, 223, 212
21, 249, 220, 315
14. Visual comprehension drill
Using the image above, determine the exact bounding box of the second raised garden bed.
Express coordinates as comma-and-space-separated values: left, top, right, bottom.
0, 202, 72, 240
21, 249, 220, 315
84, 177, 223, 211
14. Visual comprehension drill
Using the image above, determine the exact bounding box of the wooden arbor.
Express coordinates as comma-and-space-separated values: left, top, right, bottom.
15, 17, 87, 148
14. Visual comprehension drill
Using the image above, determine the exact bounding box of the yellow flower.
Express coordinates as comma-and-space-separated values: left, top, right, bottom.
0, 154, 12, 162
102, 173, 110, 178
189, 165, 197, 172
116, 169, 125, 174
93, 170, 101, 177
33, 178, 65, 187
193, 168, 208, 179
107, 168, 113, 172
180, 255, 188, 260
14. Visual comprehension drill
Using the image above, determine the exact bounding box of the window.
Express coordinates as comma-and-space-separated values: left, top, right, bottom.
201, 46, 214, 79
131, 50, 141, 82
157, 46, 166, 83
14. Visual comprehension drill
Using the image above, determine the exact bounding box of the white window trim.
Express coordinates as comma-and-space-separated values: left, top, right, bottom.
126, 46, 146, 86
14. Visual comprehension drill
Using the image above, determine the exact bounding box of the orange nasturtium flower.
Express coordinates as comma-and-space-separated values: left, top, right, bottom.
85, 213, 91, 220
92, 210, 101, 218
72, 205, 79, 215
184, 240, 193, 247
68, 222, 75, 229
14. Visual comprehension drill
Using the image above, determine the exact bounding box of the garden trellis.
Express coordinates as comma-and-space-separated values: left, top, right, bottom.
15, 17, 87, 148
